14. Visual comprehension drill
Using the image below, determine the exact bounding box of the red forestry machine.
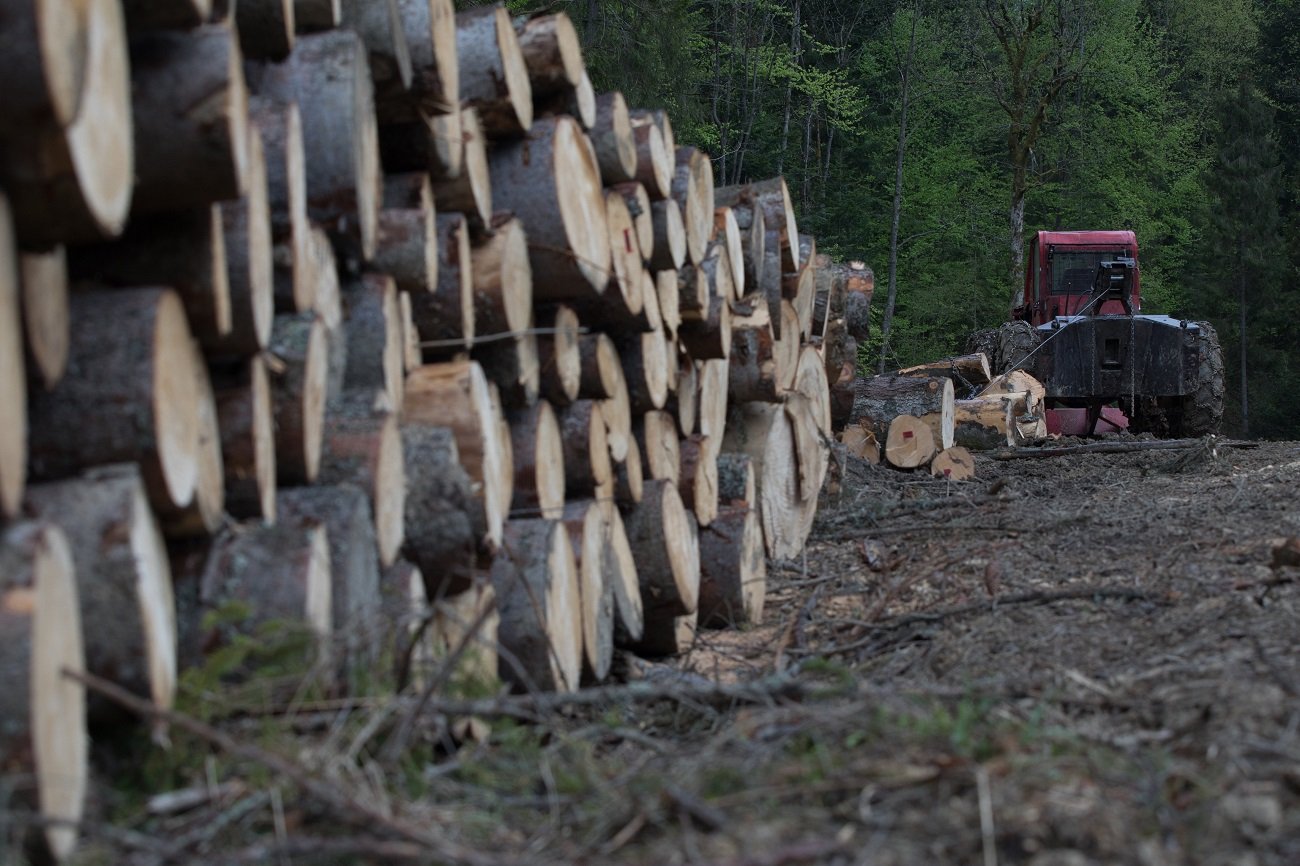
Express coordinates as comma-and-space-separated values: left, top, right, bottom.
969, 230, 1225, 436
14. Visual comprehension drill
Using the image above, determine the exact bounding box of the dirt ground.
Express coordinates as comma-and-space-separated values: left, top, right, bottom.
61, 438, 1300, 866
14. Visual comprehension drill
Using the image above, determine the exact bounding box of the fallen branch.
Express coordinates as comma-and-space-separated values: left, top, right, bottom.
989, 437, 1257, 460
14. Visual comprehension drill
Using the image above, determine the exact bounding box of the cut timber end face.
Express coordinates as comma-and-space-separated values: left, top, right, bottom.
886, 414, 936, 469
0, 198, 26, 517
19, 245, 70, 392
454, 4, 533, 136
0, 0, 88, 126
498, 519, 583, 693
561, 502, 614, 681
268, 312, 328, 484
930, 446, 976, 481
513, 12, 585, 96
0, 522, 87, 863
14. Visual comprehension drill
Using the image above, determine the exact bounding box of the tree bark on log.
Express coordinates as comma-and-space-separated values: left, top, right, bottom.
591, 91, 637, 184
0, 521, 87, 863
513, 12, 583, 101
24, 465, 177, 717
667, 352, 698, 437
671, 147, 714, 266
251, 98, 314, 314
631, 609, 697, 657
785, 261, 816, 342
400, 425, 478, 593
696, 357, 730, 444
953, 396, 1020, 450
610, 182, 654, 264
713, 190, 765, 293
537, 304, 581, 406
492, 519, 582, 693
431, 108, 493, 234
715, 452, 756, 507
250, 29, 380, 261
648, 197, 687, 271
600, 361, 633, 463
851, 374, 954, 453
294, 0, 341, 31
575, 332, 621, 400
899, 353, 992, 388
715, 207, 746, 297
0, 0, 132, 245
129, 23, 249, 215
697, 506, 765, 628
454, 4, 532, 137
488, 116, 609, 297
0, 0, 90, 126
471, 214, 532, 337
746, 177, 800, 272
317, 394, 405, 568
722, 402, 811, 561
507, 401, 565, 520
678, 434, 719, 528
27, 289, 199, 513
209, 125, 275, 357
341, 0, 412, 113
557, 399, 613, 500
268, 312, 328, 484
18, 245, 69, 391
655, 269, 681, 339
156, 342, 226, 538
378, 108, 463, 181
341, 274, 405, 412
382, 0, 457, 121
374, 172, 437, 295
276, 485, 383, 691
212, 355, 277, 521
622, 480, 698, 618
621, 330, 670, 413
476, 330, 541, 409
404, 361, 508, 547
886, 414, 937, 469
678, 295, 732, 361
629, 109, 674, 197
729, 318, 782, 403
122, 0, 209, 29
410, 212, 473, 350
615, 433, 644, 505
638, 410, 681, 488
560, 502, 614, 682
600, 189, 645, 321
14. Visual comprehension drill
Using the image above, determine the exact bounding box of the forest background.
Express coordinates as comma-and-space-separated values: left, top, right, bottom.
473, 0, 1300, 439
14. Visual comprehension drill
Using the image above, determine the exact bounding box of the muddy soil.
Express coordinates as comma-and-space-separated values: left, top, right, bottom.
63, 439, 1300, 866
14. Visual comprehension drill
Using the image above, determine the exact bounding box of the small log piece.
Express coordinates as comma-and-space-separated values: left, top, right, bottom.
268, 312, 328, 484
557, 399, 613, 500
454, 4, 532, 137
507, 401, 565, 520
492, 519, 582, 692
622, 480, 698, 618
317, 394, 405, 567
560, 502, 614, 682
18, 245, 69, 391
591, 91, 637, 184
410, 211, 474, 351
536, 304, 581, 406
400, 425, 478, 592
697, 506, 765, 628
886, 414, 937, 469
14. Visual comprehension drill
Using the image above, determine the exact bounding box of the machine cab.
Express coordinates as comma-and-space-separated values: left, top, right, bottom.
1014, 230, 1141, 327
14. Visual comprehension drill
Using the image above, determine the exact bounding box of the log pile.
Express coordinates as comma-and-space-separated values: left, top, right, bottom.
0, 3, 840, 852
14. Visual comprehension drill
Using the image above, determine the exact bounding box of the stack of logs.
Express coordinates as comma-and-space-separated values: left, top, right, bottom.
0, 1, 848, 858
839, 352, 1049, 480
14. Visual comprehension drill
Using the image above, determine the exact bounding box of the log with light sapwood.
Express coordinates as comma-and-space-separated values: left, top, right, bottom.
208, 126, 275, 358
276, 485, 383, 688
792, 344, 832, 439
378, 108, 464, 181
223, 0, 295, 60
379, 0, 456, 121
24, 465, 177, 715
844, 286, 871, 343
121, 0, 209, 29
981, 368, 1046, 406
0, 0, 89, 126
722, 402, 811, 560
773, 300, 801, 390
628, 108, 675, 175
633, 609, 697, 657
621, 330, 670, 413
715, 207, 746, 297
671, 147, 715, 265
426, 578, 499, 690
251, 98, 314, 314
678, 294, 732, 361
399, 425, 478, 591
715, 452, 756, 507
899, 352, 992, 389
513, 12, 583, 101
611, 182, 654, 263
379, 558, 430, 686
630, 120, 672, 201
0, 223, 28, 515
668, 350, 699, 437
696, 355, 730, 440
536, 304, 581, 405
695, 239, 737, 304
130, 24, 248, 215
405, 361, 509, 546
471, 214, 532, 337
557, 400, 614, 500
602, 503, 644, 641
748, 177, 800, 272
341, 0, 412, 114
851, 374, 954, 453
601, 361, 633, 462
785, 393, 826, 502
507, 401, 565, 520
697, 505, 765, 628
713, 186, 767, 291
637, 410, 681, 488
930, 446, 976, 480
492, 519, 582, 693
432, 109, 493, 233
885, 414, 936, 469
251, 29, 381, 261
488, 115, 610, 296
19, 246, 69, 391
828, 356, 858, 433
676, 260, 709, 323
0, 522, 86, 863
839, 423, 881, 465
952, 394, 1025, 450
598, 190, 645, 321
455, 4, 532, 137
268, 312, 327, 484
409, 212, 473, 351
317, 393, 405, 567
476, 329, 541, 408
157, 343, 225, 538
306, 224, 342, 328
196, 522, 332, 662
785, 260, 816, 342
615, 434, 644, 504
340, 274, 404, 411
560, 502, 614, 681
27, 289, 199, 513
678, 434, 719, 528
212, 356, 277, 521
68, 207, 232, 350
591, 91, 638, 184
0, 0, 131, 245
295, 0, 340, 31
729, 315, 783, 403
649, 197, 688, 271
756, 225, 784, 329
623, 480, 699, 618
574, 332, 620, 400
374, 172, 437, 295
656, 269, 681, 339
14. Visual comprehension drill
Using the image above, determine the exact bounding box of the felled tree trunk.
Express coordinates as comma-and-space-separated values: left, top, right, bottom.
454, 4, 532, 136
513, 12, 583, 101
898, 352, 992, 388
648, 198, 687, 271
431, 108, 492, 232
885, 415, 937, 469
317, 393, 405, 568
671, 147, 714, 266
208, 125, 275, 357
557, 399, 613, 500
537, 305, 581, 406
250, 98, 314, 313
0, 206, 25, 518
156, 343, 226, 538
374, 172, 437, 295
678, 434, 719, 528
560, 502, 614, 682
213, 356, 277, 521
381, 0, 457, 121
341, 274, 405, 410
471, 214, 532, 337
400, 425, 478, 592
697, 506, 765, 628
638, 410, 681, 488
722, 402, 811, 561
224, 0, 295, 60
622, 480, 698, 619
507, 400, 565, 520
410, 212, 473, 350
850, 374, 955, 453
591, 91, 637, 184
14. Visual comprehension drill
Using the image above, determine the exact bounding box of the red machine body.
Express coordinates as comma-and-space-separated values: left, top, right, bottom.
1014, 230, 1141, 325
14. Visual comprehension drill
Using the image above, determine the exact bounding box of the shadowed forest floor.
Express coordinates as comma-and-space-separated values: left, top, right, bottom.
63, 440, 1300, 866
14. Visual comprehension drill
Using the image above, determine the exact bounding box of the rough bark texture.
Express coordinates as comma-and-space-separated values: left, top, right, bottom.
697, 506, 765, 628
454, 5, 532, 137
622, 480, 698, 619
507, 401, 566, 520
213, 356, 277, 521
317, 394, 406, 568
268, 312, 328, 484
400, 424, 479, 593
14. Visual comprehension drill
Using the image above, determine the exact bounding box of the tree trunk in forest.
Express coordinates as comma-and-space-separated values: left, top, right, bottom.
877, 7, 917, 374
